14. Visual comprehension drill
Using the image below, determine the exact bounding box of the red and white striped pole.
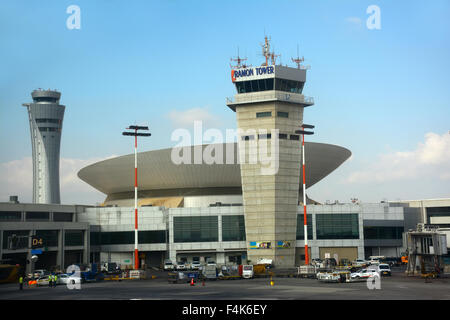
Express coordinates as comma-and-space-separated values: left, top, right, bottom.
296, 124, 314, 266
123, 125, 151, 271
134, 131, 139, 270
301, 126, 309, 266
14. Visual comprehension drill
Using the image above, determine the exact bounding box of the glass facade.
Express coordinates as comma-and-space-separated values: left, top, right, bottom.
26, 212, 49, 221
0, 211, 21, 221
275, 78, 304, 93
296, 214, 313, 240
53, 212, 73, 222
222, 215, 246, 241
65, 230, 83, 246
316, 214, 359, 239
234, 78, 304, 94
174, 216, 218, 243
36, 230, 59, 247
235, 78, 274, 93
2, 230, 28, 249
427, 206, 450, 227
363, 226, 404, 240
89, 231, 166, 245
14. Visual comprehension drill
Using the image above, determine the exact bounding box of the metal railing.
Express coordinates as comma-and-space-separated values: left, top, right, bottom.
226, 91, 314, 105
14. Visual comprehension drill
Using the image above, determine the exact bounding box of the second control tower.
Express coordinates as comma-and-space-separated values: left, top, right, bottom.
22, 89, 65, 204
227, 37, 314, 267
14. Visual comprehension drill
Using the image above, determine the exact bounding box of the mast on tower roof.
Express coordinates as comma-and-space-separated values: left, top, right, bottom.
291, 44, 305, 69
230, 47, 250, 69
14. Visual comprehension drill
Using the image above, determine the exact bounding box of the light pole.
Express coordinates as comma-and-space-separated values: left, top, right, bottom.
122, 125, 151, 270
295, 124, 314, 265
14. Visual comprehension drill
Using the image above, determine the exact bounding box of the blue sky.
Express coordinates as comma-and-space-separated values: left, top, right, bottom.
1, 0, 449, 204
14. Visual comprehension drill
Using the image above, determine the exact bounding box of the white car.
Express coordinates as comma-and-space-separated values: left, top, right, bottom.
352, 259, 368, 267
163, 261, 174, 271
176, 262, 187, 271
57, 273, 83, 285
351, 268, 379, 280
377, 264, 392, 276
191, 261, 201, 270
36, 275, 51, 286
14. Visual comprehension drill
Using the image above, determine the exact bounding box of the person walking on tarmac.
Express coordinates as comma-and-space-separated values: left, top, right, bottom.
48, 274, 53, 288
19, 275, 24, 290
53, 274, 58, 287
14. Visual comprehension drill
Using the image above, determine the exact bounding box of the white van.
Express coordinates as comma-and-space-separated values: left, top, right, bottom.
242, 265, 254, 279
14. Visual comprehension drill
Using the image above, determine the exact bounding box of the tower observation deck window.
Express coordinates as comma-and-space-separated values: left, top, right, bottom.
33, 97, 58, 103
235, 78, 274, 93
36, 119, 61, 125
275, 79, 304, 94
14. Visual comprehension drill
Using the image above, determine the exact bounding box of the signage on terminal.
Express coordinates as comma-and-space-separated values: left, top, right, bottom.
231, 66, 274, 82
249, 241, 272, 249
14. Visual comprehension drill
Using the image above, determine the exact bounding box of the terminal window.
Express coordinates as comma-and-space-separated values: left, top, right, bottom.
0, 211, 21, 221
222, 215, 246, 241
316, 214, 359, 240
363, 226, 404, 240
296, 214, 313, 240
36, 230, 58, 247
174, 216, 218, 243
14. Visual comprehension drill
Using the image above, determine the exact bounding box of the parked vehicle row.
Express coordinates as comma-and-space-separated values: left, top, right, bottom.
164, 260, 214, 271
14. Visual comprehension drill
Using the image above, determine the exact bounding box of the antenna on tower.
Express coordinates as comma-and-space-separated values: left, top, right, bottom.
291, 44, 305, 69
230, 47, 250, 69
260, 35, 271, 66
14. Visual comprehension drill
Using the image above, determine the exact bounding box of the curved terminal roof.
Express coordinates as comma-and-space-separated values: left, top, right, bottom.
78, 142, 351, 198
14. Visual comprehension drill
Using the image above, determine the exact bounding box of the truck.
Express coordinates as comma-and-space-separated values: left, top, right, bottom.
202, 264, 217, 280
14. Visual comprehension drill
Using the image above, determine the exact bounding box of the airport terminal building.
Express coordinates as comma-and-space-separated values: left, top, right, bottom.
3, 197, 449, 270
3, 39, 449, 271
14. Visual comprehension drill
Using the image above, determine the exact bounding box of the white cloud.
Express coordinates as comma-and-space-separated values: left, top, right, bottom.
346, 132, 450, 184
166, 107, 221, 128
0, 156, 116, 205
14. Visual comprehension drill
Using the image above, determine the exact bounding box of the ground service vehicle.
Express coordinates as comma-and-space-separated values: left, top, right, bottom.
242, 265, 254, 279
202, 264, 217, 280
164, 260, 174, 271
377, 264, 391, 276
0, 264, 21, 284
36, 275, 51, 286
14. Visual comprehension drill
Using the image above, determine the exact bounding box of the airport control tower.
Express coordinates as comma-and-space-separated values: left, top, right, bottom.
227, 37, 314, 268
22, 89, 65, 204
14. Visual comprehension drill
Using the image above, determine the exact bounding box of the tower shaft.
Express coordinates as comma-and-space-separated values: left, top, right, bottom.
23, 89, 65, 204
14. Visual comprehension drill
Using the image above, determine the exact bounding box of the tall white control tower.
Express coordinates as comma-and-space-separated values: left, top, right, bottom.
23, 89, 65, 204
